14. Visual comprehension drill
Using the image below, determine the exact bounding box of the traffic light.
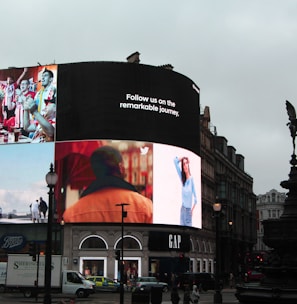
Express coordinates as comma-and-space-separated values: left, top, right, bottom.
29, 242, 37, 261
115, 250, 121, 261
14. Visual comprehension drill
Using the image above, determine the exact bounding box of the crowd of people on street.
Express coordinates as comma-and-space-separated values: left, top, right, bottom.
171, 284, 200, 304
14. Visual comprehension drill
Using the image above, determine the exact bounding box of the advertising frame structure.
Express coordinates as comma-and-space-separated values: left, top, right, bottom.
0, 61, 201, 229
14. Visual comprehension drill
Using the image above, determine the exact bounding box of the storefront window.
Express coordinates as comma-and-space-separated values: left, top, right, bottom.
197, 258, 202, 272
82, 259, 104, 276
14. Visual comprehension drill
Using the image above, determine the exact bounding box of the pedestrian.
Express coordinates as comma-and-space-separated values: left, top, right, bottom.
31, 200, 40, 223
171, 286, 180, 304
229, 272, 235, 288
38, 197, 48, 221
191, 285, 200, 303
183, 286, 191, 304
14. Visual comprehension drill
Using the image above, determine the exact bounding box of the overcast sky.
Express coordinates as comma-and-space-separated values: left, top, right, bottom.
1, 0, 297, 196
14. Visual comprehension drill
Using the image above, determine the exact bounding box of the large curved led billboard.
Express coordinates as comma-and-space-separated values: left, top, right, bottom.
0, 62, 201, 228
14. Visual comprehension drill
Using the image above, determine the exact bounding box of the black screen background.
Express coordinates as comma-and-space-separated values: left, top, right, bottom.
56, 62, 200, 155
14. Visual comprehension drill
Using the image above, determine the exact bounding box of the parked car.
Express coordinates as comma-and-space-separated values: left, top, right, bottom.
133, 277, 169, 292
178, 272, 220, 291
244, 270, 265, 282
86, 276, 120, 292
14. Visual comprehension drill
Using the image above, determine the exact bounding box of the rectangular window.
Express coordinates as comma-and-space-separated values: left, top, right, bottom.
218, 181, 226, 199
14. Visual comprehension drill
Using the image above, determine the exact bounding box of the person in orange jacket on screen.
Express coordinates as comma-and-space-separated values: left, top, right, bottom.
63, 145, 153, 224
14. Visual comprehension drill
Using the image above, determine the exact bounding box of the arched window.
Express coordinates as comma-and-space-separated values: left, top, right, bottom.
190, 239, 194, 252
202, 241, 207, 253
79, 235, 108, 250
208, 241, 213, 254
272, 192, 276, 202
197, 240, 201, 253
115, 236, 142, 250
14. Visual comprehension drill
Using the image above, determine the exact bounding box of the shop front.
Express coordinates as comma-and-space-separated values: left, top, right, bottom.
62, 223, 212, 286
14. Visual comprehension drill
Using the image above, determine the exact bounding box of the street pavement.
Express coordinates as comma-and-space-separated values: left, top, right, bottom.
0, 288, 239, 304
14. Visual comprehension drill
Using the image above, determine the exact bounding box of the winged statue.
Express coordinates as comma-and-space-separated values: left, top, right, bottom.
286, 100, 297, 155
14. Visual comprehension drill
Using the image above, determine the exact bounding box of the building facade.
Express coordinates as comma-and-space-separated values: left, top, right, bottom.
200, 106, 257, 280
255, 189, 285, 251
0, 60, 257, 288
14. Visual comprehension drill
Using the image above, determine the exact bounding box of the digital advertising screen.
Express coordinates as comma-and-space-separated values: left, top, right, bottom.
56, 62, 200, 155
0, 62, 201, 228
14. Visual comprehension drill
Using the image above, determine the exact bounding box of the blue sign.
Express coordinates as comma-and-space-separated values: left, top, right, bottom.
0, 234, 26, 251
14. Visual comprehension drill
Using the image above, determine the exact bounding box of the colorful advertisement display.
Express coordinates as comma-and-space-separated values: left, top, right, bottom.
0, 62, 201, 228
0, 65, 57, 143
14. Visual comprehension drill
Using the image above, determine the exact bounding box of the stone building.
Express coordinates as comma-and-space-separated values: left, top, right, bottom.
200, 106, 257, 279
0, 61, 257, 288
255, 189, 285, 251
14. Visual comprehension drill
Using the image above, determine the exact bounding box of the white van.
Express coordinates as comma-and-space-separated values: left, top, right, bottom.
0, 262, 7, 292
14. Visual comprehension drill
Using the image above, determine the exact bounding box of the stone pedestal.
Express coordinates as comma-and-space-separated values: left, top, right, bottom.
236, 158, 297, 303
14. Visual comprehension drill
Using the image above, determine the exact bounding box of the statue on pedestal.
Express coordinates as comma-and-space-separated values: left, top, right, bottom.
286, 100, 297, 158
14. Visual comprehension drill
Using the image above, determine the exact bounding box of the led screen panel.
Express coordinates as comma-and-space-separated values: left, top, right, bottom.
0, 65, 57, 223
56, 62, 200, 155
0, 62, 201, 228
0, 143, 55, 223
0, 65, 57, 143
56, 140, 201, 228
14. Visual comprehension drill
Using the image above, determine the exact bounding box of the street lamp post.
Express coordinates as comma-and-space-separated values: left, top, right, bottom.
213, 202, 222, 304
228, 220, 233, 277
44, 163, 58, 304
116, 203, 129, 304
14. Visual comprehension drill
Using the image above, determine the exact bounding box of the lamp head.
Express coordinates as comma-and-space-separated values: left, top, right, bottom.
45, 163, 58, 187
213, 202, 222, 212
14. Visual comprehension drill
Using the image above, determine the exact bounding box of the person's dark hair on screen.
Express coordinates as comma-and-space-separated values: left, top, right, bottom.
90, 146, 124, 178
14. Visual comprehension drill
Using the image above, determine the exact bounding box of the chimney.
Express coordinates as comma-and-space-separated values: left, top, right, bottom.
126, 52, 140, 63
